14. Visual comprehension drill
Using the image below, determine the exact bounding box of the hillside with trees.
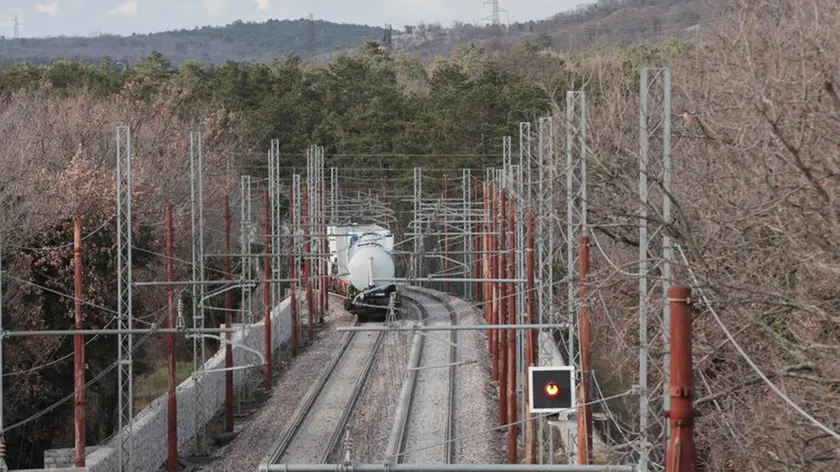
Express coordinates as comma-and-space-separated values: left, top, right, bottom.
0, 0, 704, 66
0, 18, 387, 66
0, 0, 838, 470
394, 0, 703, 59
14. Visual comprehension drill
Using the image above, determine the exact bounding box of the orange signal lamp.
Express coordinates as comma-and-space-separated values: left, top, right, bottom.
544, 382, 561, 398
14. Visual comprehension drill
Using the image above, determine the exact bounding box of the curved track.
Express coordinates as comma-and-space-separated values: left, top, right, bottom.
387, 288, 458, 465
260, 321, 385, 468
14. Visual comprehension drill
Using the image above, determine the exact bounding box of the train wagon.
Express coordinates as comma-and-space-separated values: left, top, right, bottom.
327, 223, 401, 322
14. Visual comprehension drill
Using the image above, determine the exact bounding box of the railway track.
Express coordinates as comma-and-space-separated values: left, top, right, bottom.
386, 288, 458, 465
259, 320, 385, 469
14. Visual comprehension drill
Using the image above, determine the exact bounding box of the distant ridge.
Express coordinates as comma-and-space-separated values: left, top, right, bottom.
0, 0, 703, 66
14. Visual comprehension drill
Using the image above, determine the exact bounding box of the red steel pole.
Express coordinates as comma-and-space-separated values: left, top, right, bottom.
263, 191, 272, 390
165, 206, 178, 472
482, 183, 490, 323
506, 199, 517, 463
472, 176, 481, 302
482, 182, 493, 358
577, 234, 593, 464
443, 174, 450, 293
312, 183, 318, 320
498, 188, 508, 427
288, 188, 298, 357
303, 184, 314, 341
317, 181, 323, 321
73, 219, 85, 468
666, 285, 697, 472
223, 196, 234, 432
489, 184, 498, 381
524, 212, 537, 464
321, 180, 328, 319
488, 184, 497, 380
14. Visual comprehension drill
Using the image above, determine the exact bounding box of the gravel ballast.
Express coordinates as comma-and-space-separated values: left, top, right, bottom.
277, 329, 382, 464
448, 295, 505, 464
398, 287, 503, 465
198, 288, 503, 469
198, 294, 354, 472
338, 321, 412, 463
401, 314, 453, 463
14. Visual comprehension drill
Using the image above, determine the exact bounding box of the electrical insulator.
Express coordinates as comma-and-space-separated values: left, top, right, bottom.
176, 296, 185, 330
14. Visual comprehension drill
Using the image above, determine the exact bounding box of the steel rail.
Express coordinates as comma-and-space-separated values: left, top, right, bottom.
384, 294, 427, 464
392, 287, 458, 465
319, 328, 386, 462
444, 294, 458, 464
264, 464, 635, 471
417, 289, 459, 464
262, 319, 381, 467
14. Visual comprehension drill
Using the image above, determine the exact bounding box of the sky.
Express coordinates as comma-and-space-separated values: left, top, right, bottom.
0, 0, 590, 38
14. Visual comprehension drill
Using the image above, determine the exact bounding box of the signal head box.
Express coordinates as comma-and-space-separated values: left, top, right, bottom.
528, 365, 576, 413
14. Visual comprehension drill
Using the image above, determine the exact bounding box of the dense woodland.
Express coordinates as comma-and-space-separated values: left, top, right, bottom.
0, 0, 838, 470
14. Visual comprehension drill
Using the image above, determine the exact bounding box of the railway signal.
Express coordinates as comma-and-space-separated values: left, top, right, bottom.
528, 365, 575, 413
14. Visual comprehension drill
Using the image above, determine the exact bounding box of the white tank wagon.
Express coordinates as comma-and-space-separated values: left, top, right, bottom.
327, 223, 401, 321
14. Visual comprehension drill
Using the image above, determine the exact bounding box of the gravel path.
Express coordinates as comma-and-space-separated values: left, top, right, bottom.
400, 290, 456, 464
273, 328, 382, 464
198, 293, 354, 472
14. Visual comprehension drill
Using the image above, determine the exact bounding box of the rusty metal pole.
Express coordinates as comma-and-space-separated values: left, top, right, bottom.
506, 199, 517, 464
472, 176, 481, 302
288, 188, 298, 357
165, 206, 178, 472
303, 184, 314, 341
577, 234, 593, 464
263, 191, 272, 390
223, 196, 234, 432
482, 182, 491, 352
666, 285, 697, 472
320, 179, 328, 321
443, 174, 450, 293
498, 188, 508, 427
490, 184, 498, 382
73, 219, 85, 468
524, 212, 537, 464
313, 181, 320, 322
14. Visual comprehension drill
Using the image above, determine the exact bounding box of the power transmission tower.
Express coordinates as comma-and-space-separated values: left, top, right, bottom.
12, 14, 20, 39
482, 0, 506, 50
305, 13, 316, 56
382, 24, 393, 51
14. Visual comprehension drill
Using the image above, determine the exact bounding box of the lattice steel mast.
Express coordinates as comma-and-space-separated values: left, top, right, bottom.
190, 131, 208, 455
564, 90, 588, 463
115, 125, 135, 472
240, 174, 253, 323
535, 115, 558, 464
269, 140, 282, 303
637, 67, 672, 472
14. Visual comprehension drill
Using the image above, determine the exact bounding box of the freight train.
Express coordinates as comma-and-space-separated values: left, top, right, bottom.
327, 223, 401, 322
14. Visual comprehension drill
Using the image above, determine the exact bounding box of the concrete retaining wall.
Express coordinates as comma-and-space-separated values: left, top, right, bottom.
44, 297, 294, 471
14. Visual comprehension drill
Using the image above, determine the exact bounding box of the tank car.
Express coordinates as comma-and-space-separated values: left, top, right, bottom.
327, 223, 401, 322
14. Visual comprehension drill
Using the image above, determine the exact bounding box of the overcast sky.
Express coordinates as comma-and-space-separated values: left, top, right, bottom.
1, 0, 590, 38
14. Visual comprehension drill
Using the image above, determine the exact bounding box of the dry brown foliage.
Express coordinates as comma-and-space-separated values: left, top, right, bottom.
0, 80, 249, 464
552, 0, 840, 470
